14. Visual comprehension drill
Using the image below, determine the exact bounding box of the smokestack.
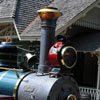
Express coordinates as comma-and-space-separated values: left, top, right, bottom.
37, 7, 62, 74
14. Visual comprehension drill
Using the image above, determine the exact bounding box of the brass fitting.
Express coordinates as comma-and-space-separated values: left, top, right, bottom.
37, 7, 62, 19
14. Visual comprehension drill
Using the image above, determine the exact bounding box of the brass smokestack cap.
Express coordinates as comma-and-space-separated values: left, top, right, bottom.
37, 7, 62, 19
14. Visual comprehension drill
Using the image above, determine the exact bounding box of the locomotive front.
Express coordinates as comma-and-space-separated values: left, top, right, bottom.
0, 7, 80, 100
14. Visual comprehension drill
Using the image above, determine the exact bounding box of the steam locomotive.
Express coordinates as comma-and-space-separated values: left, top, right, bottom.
0, 7, 80, 100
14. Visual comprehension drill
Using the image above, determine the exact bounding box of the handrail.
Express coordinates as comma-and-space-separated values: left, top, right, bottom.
79, 87, 100, 100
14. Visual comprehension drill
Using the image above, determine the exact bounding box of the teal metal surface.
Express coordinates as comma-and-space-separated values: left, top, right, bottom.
0, 70, 25, 96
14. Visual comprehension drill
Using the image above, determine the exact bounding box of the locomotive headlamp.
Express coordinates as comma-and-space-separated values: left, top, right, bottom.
48, 42, 77, 69
61, 46, 77, 69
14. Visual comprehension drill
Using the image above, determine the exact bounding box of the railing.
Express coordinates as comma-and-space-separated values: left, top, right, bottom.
79, 87, 100, 100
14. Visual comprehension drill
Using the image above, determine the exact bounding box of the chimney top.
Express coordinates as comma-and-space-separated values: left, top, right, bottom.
37, 7, 62, 19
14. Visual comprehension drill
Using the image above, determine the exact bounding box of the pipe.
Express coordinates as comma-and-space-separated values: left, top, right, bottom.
37, 7, 62, 74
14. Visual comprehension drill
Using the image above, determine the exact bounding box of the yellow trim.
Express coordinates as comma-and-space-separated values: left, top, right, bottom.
13, 72, 32, 100
61, 46, 77, 69
37, 7, 62, 19
0, 67, 23, 72
67, 94, 76, 100
37, 7, 62, 16
0, 71, 9, 80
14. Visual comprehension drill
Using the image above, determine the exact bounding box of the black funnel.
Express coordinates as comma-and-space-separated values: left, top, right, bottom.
37, 7, 62, 74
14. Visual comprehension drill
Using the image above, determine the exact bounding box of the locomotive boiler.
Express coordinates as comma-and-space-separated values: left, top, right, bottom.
0, 7, 80, 100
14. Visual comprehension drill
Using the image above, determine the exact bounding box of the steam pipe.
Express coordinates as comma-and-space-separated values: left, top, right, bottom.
37, 7, 62, 74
